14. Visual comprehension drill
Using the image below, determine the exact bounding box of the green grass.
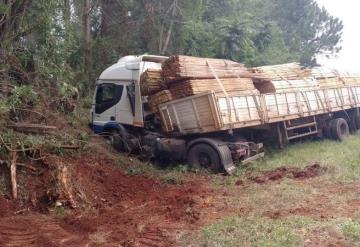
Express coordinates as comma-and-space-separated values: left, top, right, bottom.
219, 134, 360, 184
178, 134, 360, 247
342, 217, 360, 245
179, 215, 360, 247
179, 216, 314, 247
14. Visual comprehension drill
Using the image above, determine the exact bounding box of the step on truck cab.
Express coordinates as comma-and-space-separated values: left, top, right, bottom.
90, 55, 264, 174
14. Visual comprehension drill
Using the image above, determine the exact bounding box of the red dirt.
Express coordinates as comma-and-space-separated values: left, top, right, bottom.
0, 153, 358, 246
249, 163, 325, 184
0, 197, 18, 217
0, 154, 219, 246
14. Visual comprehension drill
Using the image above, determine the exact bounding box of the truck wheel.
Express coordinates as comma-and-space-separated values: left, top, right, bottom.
110, 130, 125, 152
351, 112, 360, 130
331, 118, 349, 141
187, 144, 222, 173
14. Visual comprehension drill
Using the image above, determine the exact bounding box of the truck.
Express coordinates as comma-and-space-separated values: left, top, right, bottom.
90, 55, 360, 174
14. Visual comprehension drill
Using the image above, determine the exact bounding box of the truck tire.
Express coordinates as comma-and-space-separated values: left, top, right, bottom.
187, 143, 222, 173
331, 118, 349, 141
108, 125, 130, 152
351, 112, 360, 131
112, 131, 126, 152
350, 114, 359, 133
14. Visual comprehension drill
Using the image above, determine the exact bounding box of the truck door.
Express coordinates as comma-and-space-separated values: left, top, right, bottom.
92, 83, 123, 132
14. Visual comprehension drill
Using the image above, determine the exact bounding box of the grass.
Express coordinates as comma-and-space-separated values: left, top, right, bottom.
179, 216, 309, 247
216, 133, 360, 184
179, 215, 360, 247
178, 134, 360, 247
342, 217, 360, 245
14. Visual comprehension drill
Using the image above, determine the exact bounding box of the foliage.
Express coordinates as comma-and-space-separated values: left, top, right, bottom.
0, 129, 88, 156
0, 0, 344, 92
6, 86, 38, 109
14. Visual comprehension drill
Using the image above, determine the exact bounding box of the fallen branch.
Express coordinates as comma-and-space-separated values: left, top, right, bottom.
53, 145, 80, 150
7, 123, 57, 134
13, 108, 48, 124
16, 163, 37, 172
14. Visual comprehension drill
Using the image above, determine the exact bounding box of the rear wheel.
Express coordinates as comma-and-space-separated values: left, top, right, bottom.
350, 112, 360, 132
187, 144, 222, 173
331, 118, 349, 141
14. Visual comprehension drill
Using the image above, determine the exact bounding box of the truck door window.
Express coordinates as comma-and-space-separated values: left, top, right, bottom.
95, 84, 123, 114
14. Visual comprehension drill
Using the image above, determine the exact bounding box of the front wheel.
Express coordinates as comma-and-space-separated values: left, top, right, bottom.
108, 129, 126, 152
187, 143, 222, 173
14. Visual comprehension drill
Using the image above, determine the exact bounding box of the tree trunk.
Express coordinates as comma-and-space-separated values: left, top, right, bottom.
159, 0, 177, 55
63, 0, 71, 39
0, 1, 33, 48
83, 0, 91, 81
100, 0, 115, 37
10, 151, 17, 199
63, 0, 71, 63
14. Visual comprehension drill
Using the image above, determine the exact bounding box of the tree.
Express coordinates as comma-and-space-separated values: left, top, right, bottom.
0, 0, 344, 92
271, 0, 343, 65
83, 0, 91, 80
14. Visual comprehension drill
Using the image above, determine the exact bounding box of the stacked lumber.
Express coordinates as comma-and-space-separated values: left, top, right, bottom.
251, 63, 311, 81
251, 63, 317, 93
311, 67, 343, 88
162, 55, 251, 82
169, 78, 257, 99
254, 79, 319, 94
140, 69, 165, 96
148, 90, 173, 113
342, 76, 360, 86
146, 55, 259, 113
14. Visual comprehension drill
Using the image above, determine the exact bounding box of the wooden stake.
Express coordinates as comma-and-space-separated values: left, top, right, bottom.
10, 151, 18, 199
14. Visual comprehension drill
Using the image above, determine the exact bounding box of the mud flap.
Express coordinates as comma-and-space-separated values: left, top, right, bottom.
223, 161, 237, 175
217, 143, 237, 175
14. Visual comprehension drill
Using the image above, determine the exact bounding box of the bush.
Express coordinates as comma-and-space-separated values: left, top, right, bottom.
7, 85, 38, 109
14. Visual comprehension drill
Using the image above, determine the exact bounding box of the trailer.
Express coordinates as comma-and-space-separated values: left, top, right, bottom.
159, 86, 360, 135
90, 55, 360, 174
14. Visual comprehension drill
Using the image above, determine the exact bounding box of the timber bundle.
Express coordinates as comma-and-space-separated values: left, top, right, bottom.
140, 69, 165, 96
139, 54, 360, 113
250, 63, 317, 93
312, 67, 360, 88
161, 55, 251, 81
147, 90, 173, 113
143, 55, 256, 112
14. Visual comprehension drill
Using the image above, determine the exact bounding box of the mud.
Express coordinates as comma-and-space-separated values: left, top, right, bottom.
0, 197, 18, 217
249, 163, 325, 184
0, 154, 215, 246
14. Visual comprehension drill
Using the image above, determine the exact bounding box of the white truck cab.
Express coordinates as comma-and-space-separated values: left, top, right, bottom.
91, 55, 168, 134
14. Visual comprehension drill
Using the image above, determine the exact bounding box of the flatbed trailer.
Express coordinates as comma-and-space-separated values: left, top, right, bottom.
159, 86, 360, 134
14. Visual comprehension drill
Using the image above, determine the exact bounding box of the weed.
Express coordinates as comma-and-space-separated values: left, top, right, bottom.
89, 231, 111, 245
180, 216, 306, 247
341, 218, 360, 245
54, 205, 66, 218
6, 85, 38, 109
